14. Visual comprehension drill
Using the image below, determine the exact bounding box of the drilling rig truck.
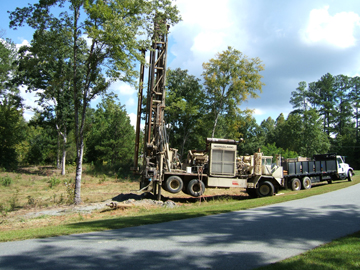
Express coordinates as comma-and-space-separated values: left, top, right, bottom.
132, 21, 354, 200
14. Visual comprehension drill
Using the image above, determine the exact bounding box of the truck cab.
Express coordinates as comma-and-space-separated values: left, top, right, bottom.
336, 155, 354, 180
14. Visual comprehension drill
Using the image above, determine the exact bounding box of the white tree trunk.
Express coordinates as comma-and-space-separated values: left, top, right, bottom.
74, 141, 83, 205
61, 133, 67, 176
56, 133, 61, 169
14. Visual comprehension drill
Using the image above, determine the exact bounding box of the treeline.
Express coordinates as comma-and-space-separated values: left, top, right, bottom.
1, 86, 135, 176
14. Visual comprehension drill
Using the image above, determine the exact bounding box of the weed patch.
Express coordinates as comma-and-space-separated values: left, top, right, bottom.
1, 175, 12, 187
48, 176, 61, 188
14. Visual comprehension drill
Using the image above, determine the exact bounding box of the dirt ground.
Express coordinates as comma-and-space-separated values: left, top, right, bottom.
0, 166, 250, 231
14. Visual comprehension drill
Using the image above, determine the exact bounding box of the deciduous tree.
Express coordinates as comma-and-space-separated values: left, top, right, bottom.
202, 46, 264, 138
165, 68, 206, 157
10, 0, 180, 204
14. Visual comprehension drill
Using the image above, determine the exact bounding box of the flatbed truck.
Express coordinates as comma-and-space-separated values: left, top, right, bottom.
159, 139, 354, 198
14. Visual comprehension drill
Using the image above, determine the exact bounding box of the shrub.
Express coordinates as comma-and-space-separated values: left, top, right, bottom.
1, 175, 12, 187
48, 176, 60, 188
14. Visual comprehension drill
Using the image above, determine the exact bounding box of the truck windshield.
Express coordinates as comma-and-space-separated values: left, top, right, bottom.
262, 158, 272, 166
337, 157, 343, 164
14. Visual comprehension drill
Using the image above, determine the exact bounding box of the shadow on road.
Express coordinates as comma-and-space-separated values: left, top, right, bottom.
1, 196, 360, 270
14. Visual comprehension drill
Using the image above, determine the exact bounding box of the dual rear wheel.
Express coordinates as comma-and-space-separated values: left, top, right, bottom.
164, 176, 205, 197
290, 177, 311, 191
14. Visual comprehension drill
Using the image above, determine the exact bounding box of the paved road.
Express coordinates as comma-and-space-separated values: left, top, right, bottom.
1, 183, 360, 270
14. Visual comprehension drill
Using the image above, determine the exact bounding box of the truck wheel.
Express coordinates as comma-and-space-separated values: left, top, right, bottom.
187, 179, 205, 197
256, 181, 274, 197
302, 177, 311, 190
165, 176, 183, 193
291, 178, 301, 191
348, 171, 353, 182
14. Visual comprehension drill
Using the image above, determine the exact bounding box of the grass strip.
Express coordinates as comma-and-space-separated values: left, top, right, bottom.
256, 231, 360, 270
0, 176, 359, 242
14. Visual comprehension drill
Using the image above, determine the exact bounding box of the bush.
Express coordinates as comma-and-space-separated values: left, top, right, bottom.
48, 176, 61, 188
1, 175, 12, 187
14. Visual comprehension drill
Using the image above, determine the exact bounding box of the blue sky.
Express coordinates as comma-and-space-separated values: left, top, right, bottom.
2, 0, 360, 126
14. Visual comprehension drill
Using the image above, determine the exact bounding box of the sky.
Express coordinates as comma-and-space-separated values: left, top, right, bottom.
2, 0, 360, 126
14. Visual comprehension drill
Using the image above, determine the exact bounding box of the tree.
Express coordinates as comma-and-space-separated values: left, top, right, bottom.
0, 37, 19, 98
290, 81, 309, 114
10, 0, 180, 204
85, 93, 135, 174
0, 37, 25, 169
260, 117, 276, 145
261, 143, 298, 160
0, 97, 27, 169
165, 68, 206, 157
16, 28, 74, 175
350, 76, 360, 141
300, 109, 330, 157
237, 115, 264, 155
202, 46, 264, 138
333, 75, 353, 136
308, 73, 336, 136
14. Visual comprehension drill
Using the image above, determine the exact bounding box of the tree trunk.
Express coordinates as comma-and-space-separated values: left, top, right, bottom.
74, 140, 84, 205
61, 132, 67, 176
73, 5, 81, 205
211, 111, 220, 138
56, 133, 61, 169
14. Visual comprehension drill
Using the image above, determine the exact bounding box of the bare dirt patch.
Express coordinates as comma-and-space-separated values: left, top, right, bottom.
0, 166, 250, 232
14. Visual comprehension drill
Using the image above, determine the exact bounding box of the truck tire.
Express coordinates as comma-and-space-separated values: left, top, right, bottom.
165, 176, 183, 193
290, 178, 301, 191
348, 171, 353, 182
256, 181, 274, 197
302, 177, 311, 189
187, 179, 205, 197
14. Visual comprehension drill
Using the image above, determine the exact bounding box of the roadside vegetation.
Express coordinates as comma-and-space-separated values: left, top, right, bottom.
257, 231, 360, 270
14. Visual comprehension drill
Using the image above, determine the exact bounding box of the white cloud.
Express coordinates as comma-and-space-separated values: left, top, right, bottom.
169, 0, 247, 75
302, 6, 360, 48
253, 108, 265, 115
128, 112, 144, 130
15, 39, 30, 49
111, 80, 136, 95
126, 97, 136, 107
128, 112, 137, 127
19, 85, 42, 121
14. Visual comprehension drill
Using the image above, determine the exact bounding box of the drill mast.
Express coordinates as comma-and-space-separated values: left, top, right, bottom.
134, 21, 170, 200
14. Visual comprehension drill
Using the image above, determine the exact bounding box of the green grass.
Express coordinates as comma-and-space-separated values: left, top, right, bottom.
0, 175, 359, 242
257, 231, 360, 270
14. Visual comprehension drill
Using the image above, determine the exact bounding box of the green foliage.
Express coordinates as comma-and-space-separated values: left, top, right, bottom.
48, 176, 61, 188
261, 143, 298, 160
9, 0, 181, 204
64, 179, 75, 204
289, 73, 360, 167
202, 46, 264, 137
1, 175, 13, 187
85, 93, 135, 174
165, 68, 207, 157
0, 100, 26, 170
24, 124, 57, 165
0, 39, 18, 96
237, 114, 264, 155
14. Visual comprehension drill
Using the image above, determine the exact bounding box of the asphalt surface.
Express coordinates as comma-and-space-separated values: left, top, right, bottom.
1, 183, 360, 270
